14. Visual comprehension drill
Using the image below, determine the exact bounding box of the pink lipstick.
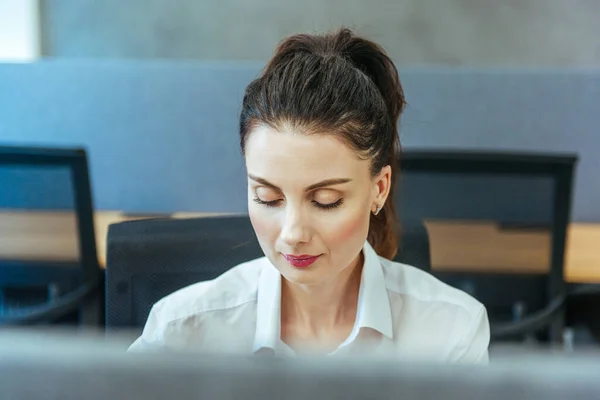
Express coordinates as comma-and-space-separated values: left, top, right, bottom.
283, 254, 320, 268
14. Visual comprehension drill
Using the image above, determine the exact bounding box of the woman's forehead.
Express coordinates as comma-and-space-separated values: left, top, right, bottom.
244, 125, 370, 185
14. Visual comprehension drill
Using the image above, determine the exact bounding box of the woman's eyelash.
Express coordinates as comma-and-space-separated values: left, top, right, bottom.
253, 197, 344, 210
253, 197, 281, 208
312, 198, 344, 210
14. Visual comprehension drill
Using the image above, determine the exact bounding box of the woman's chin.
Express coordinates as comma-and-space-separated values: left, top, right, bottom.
279, 267, 323, 286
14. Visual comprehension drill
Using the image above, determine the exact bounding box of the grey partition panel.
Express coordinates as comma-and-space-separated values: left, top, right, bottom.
0, 62, 597, 220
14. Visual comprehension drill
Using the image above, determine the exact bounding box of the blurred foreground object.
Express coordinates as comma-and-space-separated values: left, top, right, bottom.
1, 330, 599, 400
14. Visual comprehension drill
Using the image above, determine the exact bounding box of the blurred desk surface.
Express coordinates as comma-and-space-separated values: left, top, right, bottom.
1, 210, 599, 284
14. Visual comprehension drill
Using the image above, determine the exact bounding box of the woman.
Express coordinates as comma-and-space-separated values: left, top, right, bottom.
130, 28, 490, 363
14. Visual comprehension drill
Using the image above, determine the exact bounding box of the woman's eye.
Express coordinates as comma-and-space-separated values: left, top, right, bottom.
253, 196, 344, 210
253, 197, 282, 208
312, 198, 344, 210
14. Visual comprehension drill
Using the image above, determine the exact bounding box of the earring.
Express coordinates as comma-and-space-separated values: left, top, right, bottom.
373, 204, 382, 215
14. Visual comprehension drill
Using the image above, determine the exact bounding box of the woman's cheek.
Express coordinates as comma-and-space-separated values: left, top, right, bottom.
321, 208, 370, 248
249, 207, 279, 243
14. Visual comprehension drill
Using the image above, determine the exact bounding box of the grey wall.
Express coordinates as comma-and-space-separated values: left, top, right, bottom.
0, 62, 598, 221
40, 0, 600, 67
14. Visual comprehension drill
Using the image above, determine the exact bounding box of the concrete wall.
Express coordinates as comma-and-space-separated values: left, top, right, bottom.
40, 0, 600, 66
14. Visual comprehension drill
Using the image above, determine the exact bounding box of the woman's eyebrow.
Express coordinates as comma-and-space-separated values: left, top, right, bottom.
248, 174, 351, 192
305, 178, 352, 191
248, 175, 280, 190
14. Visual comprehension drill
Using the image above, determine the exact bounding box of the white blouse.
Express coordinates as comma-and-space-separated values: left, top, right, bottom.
129, 241, 490, 363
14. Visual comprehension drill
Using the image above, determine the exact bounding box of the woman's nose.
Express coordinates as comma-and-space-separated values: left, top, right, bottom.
279, 207, 311, 246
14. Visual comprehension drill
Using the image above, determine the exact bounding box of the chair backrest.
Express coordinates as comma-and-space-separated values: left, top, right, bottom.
0, 145, 100, 325
105, 215, 262, 330
105, 215, 432, 331
396, 150, 577, 335
394, 218, 431, 272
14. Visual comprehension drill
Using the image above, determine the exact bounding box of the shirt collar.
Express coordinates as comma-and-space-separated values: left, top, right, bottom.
253, 241, 394, 353
253, 259, 281, 353
356, 241, 394, 339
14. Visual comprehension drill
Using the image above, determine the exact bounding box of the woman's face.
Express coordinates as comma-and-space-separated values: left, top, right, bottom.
245, 125, 391, 286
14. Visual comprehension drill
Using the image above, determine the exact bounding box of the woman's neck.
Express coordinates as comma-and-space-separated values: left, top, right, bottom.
280, 252, 363, 348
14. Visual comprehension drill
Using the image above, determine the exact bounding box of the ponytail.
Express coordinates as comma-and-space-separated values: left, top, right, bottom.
334, 29, 405, 259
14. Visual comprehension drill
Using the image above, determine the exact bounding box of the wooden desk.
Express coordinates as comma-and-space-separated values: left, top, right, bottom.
0, 210, 225, 267
424, 220, 551, 274
564, 223, 600, 283
424, 220, 600, 283
1, 210, 599, 283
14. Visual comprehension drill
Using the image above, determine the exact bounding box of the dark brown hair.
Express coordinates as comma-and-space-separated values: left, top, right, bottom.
239, 28, 406, 259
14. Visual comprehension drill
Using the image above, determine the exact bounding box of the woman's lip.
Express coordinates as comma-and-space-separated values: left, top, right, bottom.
283, 254, 321, 268
286, 254, 318, 259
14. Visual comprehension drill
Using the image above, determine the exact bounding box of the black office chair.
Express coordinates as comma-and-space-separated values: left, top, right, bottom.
105, 215, 262, 330
105, 215, 432, 331
0, 146, 103, 326
397, 150, 578, 344
394, 218, 431, 272
564, 284, 600, 345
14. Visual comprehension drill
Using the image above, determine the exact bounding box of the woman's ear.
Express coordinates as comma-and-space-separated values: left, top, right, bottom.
372, 165, 392, 208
